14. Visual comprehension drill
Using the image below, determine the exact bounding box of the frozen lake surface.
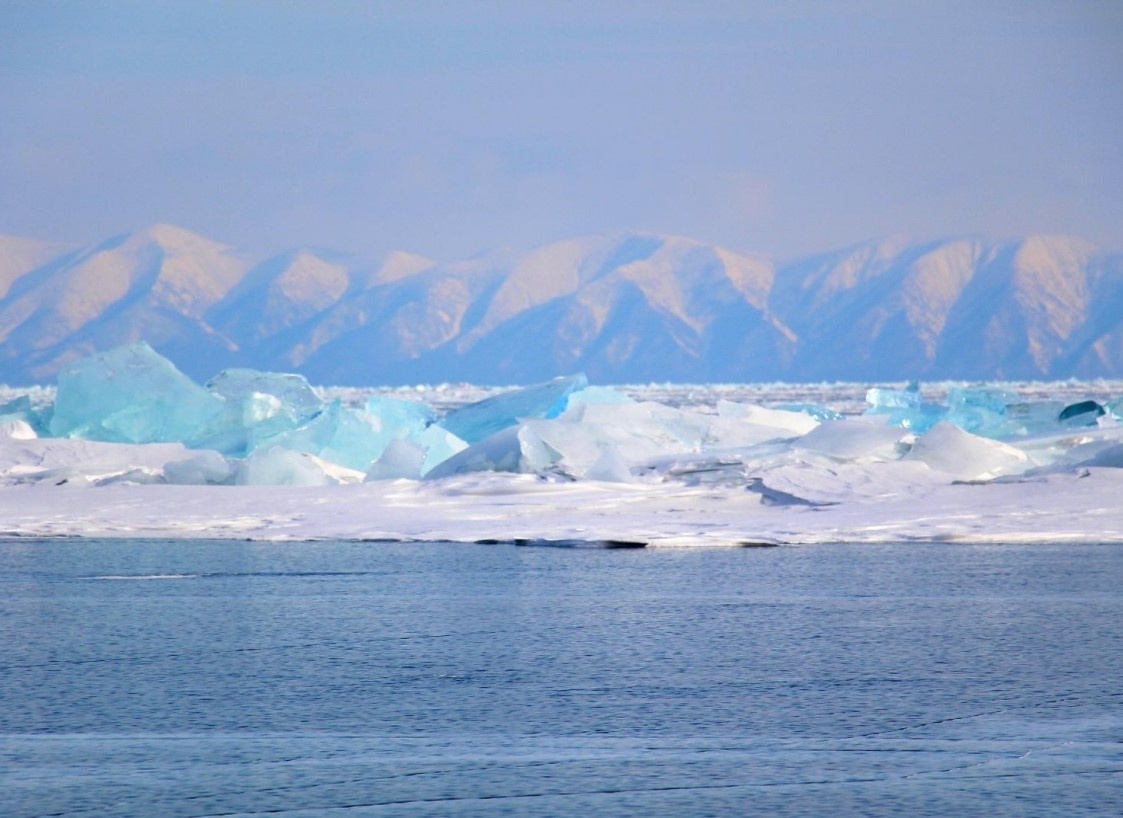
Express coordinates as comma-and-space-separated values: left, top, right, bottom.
5, 361, 1123, 545
5, 376, 1123, 546
2, 538, 1120, 817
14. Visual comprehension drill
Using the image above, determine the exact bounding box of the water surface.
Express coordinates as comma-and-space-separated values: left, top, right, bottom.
1, 539, 1120, 816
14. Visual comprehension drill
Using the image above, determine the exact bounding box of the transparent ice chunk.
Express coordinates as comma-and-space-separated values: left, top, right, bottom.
0, 395, 33, 425
424, 425, 560, 479
774, 402, 843, 422
49, 342, 223, 444
0, 395, 54, 435
258, 400, 391, 472
1107, 397, 1123, 422
439, 374, 588, 444
365, 439, 427, 481
567, 401, 711, 450
941, 386, 1018, 438
865, 383, 921, 410
946, 386, 1013, 414
196, 369, 324, 455
1005, 400, 1067, 436
415, 424, 468, 476
565, 385, 635, 407
365, 395, 436, 436
864, 382, 945, 433
208, 368, 322, 423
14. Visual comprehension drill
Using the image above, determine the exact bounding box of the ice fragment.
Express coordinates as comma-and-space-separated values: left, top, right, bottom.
365, 439, 427, 481
864, 384, 945, 433
1058, 400, 1105, 426
49, 343, 223, 444
258, 400, 390, 472
425, 425, 560, 479
439, 374, 588, 444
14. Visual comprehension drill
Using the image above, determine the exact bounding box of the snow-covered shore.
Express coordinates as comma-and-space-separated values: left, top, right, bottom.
2, 465, 1121, 546
4, 344, 1122, 547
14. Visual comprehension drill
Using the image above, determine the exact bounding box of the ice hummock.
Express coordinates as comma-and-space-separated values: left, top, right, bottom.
439, 374, 588, 444
50, 342, 224, 444
197, 368, 324, 455
1, 343, 1122, 547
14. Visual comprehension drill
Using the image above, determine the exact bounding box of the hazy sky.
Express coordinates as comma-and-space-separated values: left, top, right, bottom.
1, 0, 1120, 261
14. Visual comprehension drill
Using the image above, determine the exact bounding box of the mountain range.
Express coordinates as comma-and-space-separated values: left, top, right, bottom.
1, 224, 1120, 385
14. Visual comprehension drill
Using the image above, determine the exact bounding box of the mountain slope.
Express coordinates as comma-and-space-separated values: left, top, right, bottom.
933, 236, 1097, 378
770, 237, 983, 379
296, 234, 794, 384
0, 234, 76, 300
0, 224, 249, 382
0, 225, 1119, 385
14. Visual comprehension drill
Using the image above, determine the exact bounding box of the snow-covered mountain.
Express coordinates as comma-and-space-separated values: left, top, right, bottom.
0, 225, 1119, 384
0, 225, 249, 382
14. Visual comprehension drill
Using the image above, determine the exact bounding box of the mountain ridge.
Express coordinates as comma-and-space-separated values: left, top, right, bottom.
0, 225, 1119, 385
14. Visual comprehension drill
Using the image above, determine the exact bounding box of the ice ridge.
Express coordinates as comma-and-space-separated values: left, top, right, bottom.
0, 342, 1120, 490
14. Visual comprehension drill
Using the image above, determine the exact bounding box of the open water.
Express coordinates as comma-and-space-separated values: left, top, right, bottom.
1, 539, 1121, 817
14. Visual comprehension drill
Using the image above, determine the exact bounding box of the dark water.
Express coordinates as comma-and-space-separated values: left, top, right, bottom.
1, 539, 1120, 817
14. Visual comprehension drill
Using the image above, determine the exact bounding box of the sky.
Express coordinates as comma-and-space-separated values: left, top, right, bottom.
1, 0, 1121, 262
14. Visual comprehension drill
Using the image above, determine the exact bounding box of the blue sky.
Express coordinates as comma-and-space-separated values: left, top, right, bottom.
1, 1, 1120, 260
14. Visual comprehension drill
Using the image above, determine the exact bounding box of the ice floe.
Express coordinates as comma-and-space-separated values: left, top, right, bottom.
0, 343, 1121, 545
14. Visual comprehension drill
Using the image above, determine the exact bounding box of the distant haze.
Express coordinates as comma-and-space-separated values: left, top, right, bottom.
1, 1, 1121, 261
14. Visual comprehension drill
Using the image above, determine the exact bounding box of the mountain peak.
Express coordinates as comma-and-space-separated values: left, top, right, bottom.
127, 223, 234, 254
370, 250, 435, 285
1013, 234, 1097, 270
0, 227, 1119, 384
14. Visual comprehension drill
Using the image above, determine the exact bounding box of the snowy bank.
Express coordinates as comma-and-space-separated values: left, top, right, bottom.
1, 342, 1122, 545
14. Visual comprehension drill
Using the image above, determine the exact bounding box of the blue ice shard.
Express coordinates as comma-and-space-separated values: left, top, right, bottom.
439, 374, 589, 445
0, 395, 35, 428
865, 383, 921, 410
257, 399, 414, 472
946, 387, 1013, 414
1005, 401, 1067, 436
208, 369, 322, 423
197, 368, 324, 455
565, 385, 634, 408
415, 424, 468, 475
365, 395, 436, 439
944, 387, 1017, 438
775, 403, 843, 422
365, 438, 427, 481
353, 400, 465, 480
425, 424, 561, 479
864, 382, 944, 433
49, 342, 224, 444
